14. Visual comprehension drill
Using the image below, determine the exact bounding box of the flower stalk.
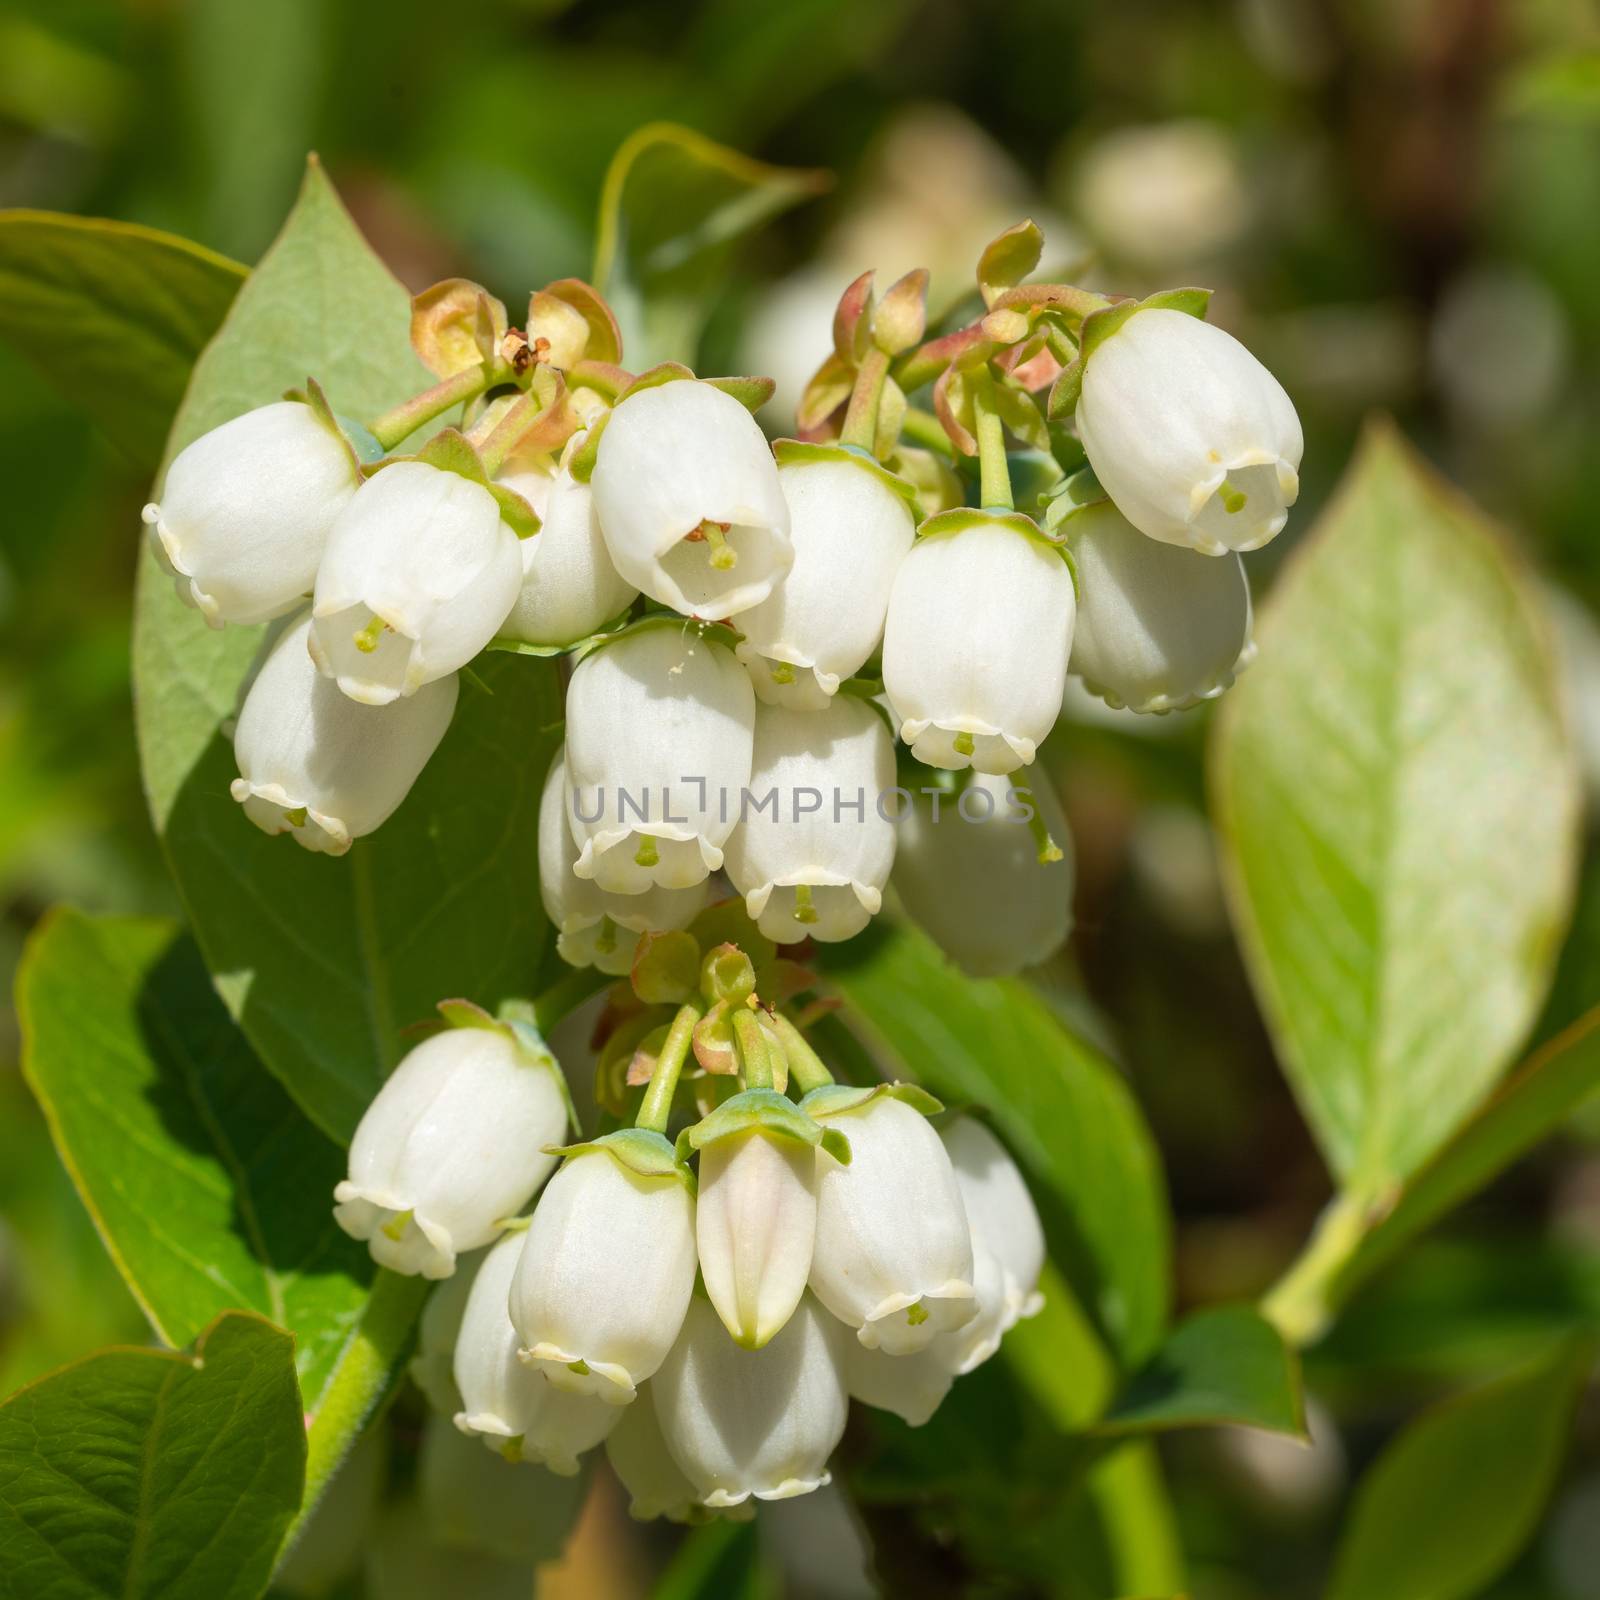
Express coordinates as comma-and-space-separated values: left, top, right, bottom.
367, 361, 503, 452
636, 1001, 703, 1133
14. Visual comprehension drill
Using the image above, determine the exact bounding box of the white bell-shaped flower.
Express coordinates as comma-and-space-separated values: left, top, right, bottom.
882, 511, 1075, 773
333, 1021, 569, 1277
564, 623, 755, 894
843, 1339, 953, 1429
931, 1232, 1010, 1375
452, 1230, 619, 1473
605, 1384, 720, 1525
410, 1252, 481, 1415
538, 750, 707, 977
1066, 500, 1251, 712
735, 449, 915, 709
142, 399, 360, 628
696, 1126, 819, 1350
510, 1135, 697, 1403
652, 1295, 848, 1507
941, 1118, 1046, 1326
310, 460, 522, 704
1075, 307, 1302, 555
722, 698, 896, 945
499, 456, 637, 648
230, 611, 456, 855
591, 381, 791, 619
892, 771, 1075, 979
805, 1089, 975, 1354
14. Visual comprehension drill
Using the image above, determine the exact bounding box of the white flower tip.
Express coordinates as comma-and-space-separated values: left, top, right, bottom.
518, 1343, 638, 1405
333, 1185, 456, 1277
140, 502, 161, 527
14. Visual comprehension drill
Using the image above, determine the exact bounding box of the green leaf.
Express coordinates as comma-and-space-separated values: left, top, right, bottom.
1095, 1306, 1306, 1439
131, 159, 563, 1142
1327, 1336, 1592, 1600
1211, 421, 1580, 1196
15, 907, 371, 1406
0, 1311, 305, 1600
592, 121, 829, 370
0, 210, 244, 469
822, 924, 1171, 1367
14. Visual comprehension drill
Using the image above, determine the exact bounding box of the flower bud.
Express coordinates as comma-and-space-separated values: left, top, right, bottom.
452, 1231, 619, 1472
1076, 307, 1302, 555
333, 1022, 570, 1277
142, 400, 360, 627
605, 1383, 719, 1524
651, 1295, 848, 1506
564, 624, 755, 894
499, 457, 638, 648
722, 698, 896, 945
941, 1118, 1046, 1326
410, 1252, 481, 1415
805, 1089, 975, 1354
882, 512, 1074, 773
510, 1137, 697, 1403
1066, 500, 1251, 712
310, 460, 522, 704
538, 750, 707, 976
591, 381, 791, 619
697, 1126, 819, 1349
892, 771, 1074, 979
735, 452, 915, 709
230, 611, 457, 855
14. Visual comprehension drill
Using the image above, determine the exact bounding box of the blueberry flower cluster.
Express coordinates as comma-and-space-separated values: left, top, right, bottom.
336, 922, 1046, 1518
145, 226, 1299, 978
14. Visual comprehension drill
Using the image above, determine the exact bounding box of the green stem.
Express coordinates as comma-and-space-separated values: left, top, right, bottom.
900, 406, 957, 458
367, 363, 498, 452
974, 376, 1013, 511
277, 1268, 429, 1566
769, 1012, 833, 1094
1260, 1191, 1374, 1347
635, 1001, 702, 1133
840, 346, 890, 451
731, 1006, 774, 1091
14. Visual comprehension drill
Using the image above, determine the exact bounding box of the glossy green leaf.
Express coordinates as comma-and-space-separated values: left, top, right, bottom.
1095, 1305, 1306, 1439
1327, 1336, 1592, 1600
131, 158, 563, 1141
823, 924, 1170, 1366
0, 210, 243, 468
1211, 421, 1580, 1195
15, 907, 371, 1406
0, 1312, 305, 1600
593, 121, 828, 370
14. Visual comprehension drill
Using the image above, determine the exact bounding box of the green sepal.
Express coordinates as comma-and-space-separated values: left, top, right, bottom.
547, 1127, 696, 1194
1047, 286, 1212, 420
799, 1081, 944, 1120
772, 438, 920, 512
395, 425, 492, 485
489, 481, 542, 540
283, 376, 381, 472
915, 502, 1078, 589
674, 1087, 852, 1164
573, 611, 744, 666
977, 220, 1044, 309
436, 997, 501, 1032
616, 361, 696, 402
706, 374, 776, 411
486, 603, 636, 660
568, 407, 611, 483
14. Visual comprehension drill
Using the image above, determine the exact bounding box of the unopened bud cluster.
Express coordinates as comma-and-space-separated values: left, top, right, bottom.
147, 225, 1299, 976
334, 924, 1046, 1518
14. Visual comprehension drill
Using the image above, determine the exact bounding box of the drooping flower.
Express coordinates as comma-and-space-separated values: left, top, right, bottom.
538, 749, 707, 976
941, 1117, 1047, 1327
1066, 499, 1252, 711
882, 510, 1075, 774
310, 460, 522, 704
563, 622, 755, 894
891, 770, 1075, 979
735, 447, 915, 709
452, 1230, 619, 1473
591, 380, 791, 619
230, 611, 457, 855
509, 1131, 697, 1404
651, 1295, 848, 1507
722, 697, 897, 945
333, 1017, 569, 1278
841, 1337, 954, 1429
1075, 307, 1302, 555
605, 1384, 731, 1525
498, 454, 637, 648
803, 1086, 975, 1354
142, 399, 360, 627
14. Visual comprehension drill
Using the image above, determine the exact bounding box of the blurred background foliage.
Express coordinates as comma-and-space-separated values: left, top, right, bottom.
2, 0, 1600, 1595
